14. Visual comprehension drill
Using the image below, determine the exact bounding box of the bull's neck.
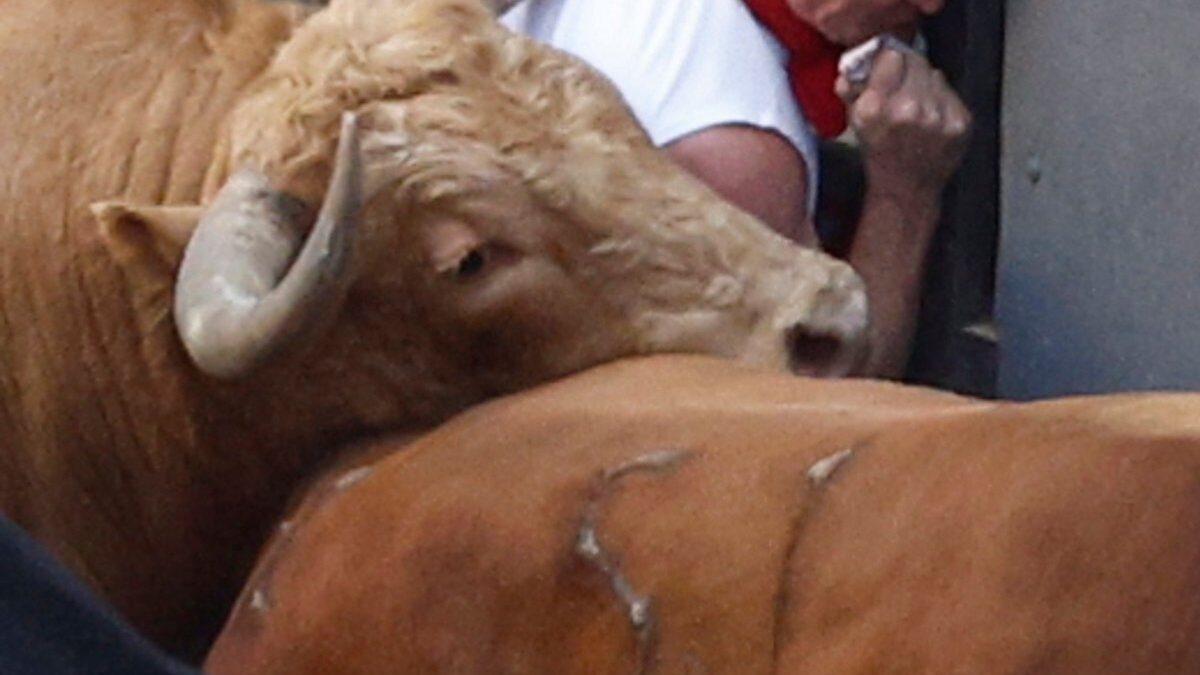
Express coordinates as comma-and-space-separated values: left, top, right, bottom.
198, 336, 486, 476
108, 1, 297, 206
0, 0, 301, 650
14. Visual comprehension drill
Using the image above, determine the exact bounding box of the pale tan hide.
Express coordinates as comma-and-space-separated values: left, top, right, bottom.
207, 355, 1200, 674
0, 0, 867, 652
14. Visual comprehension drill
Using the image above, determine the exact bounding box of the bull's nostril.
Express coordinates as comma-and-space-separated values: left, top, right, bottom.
786, 326, 844, 376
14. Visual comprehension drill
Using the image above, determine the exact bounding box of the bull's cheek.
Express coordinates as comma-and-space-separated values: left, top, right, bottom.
461, 304, 615, 390
629, 309, 750, 361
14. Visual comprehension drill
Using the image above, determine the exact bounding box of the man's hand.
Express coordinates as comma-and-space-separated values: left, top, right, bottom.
831, 47, 970, 377
837, 48, 971, 202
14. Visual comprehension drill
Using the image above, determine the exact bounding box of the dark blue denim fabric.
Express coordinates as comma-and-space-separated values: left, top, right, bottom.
0, 517, 198, 675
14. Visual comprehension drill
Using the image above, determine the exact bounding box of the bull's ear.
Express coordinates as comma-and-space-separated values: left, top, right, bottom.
93, 202, 202, 271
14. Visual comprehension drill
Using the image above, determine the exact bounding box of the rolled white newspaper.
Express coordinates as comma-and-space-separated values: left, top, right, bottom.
838, 35, 919, 85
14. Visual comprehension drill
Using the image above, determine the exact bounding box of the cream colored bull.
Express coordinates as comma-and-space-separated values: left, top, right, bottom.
0, 0, 866, 652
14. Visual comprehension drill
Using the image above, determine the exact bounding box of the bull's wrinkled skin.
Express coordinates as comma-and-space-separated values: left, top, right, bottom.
0, 0, 868, 653
208, 355, 1200, 675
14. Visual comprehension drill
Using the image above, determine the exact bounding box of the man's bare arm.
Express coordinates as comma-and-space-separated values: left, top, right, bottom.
665, 125, 818, 248
660, 50, 968, 379
842, 48, 971, 377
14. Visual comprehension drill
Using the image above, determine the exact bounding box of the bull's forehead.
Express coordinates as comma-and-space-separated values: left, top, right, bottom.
356, 87, 655, 235
222, 0, 658, 199
368, 35, 651, 154
374, 24, 653, 155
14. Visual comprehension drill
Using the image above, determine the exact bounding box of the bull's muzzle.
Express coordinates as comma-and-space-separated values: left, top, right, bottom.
783, 269, 870, 377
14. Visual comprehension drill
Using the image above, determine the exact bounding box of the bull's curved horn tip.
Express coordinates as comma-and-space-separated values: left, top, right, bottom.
340, 111, 359, 137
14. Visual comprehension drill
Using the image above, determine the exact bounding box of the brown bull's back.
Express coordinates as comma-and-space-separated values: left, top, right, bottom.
206, 355, 1200, 674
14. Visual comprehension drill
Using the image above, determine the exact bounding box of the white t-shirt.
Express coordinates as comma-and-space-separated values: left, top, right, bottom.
501, 0, 819, 215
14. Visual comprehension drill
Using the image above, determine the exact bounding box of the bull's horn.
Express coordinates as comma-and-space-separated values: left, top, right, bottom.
174, 112, 363, 379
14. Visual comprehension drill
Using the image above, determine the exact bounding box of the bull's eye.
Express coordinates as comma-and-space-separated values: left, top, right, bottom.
455, 249, 486, 279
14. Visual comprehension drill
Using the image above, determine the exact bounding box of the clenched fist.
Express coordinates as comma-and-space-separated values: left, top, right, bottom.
837, 48, 972, 200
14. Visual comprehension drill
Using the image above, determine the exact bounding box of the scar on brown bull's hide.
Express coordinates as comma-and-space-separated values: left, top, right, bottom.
244, 464, 375, 619
334, 466, 374, 491
772, 442, 865, 665
574, 449, 691, 675
806, 446, 856, 486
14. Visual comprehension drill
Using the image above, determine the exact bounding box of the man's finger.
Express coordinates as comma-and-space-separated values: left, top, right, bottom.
927, 70, 955, 130
865, 48, 907, 97
923, 69, 971, 137
890, 54, 933, 125
836, 74, 866, 106
849, 88, 886, 132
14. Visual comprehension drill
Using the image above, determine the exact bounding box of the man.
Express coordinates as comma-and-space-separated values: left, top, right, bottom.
502, 0, 970, 377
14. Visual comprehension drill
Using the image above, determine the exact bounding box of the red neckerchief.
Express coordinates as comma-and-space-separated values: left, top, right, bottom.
743, 0, 847, 138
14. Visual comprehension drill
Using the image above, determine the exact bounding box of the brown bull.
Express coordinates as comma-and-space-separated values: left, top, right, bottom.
0, 0, 867, 651
207, 355, 1200, 674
